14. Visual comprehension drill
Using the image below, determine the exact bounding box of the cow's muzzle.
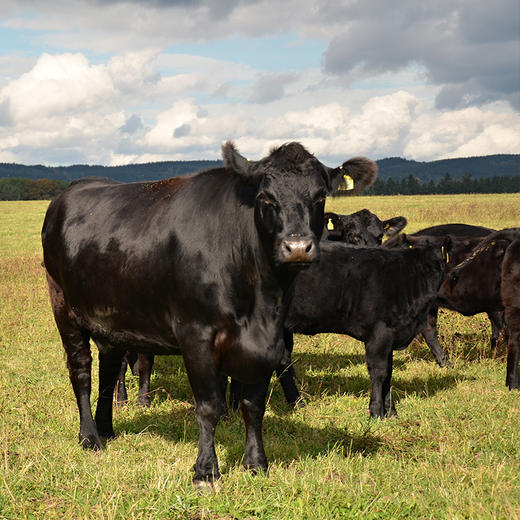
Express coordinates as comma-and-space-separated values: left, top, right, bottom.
280, 236, 317, 264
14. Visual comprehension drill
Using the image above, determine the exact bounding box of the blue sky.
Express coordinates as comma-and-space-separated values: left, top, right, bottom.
0, 0, 518, 166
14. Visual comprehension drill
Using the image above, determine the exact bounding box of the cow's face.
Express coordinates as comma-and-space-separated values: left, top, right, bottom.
325, 210, 407, 247
222, 141, 377, 267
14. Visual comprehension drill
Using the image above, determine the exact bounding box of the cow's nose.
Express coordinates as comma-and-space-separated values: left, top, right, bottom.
280, 237, 317, 263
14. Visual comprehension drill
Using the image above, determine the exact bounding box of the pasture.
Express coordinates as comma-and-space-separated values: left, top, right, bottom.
1, 194, 519, 519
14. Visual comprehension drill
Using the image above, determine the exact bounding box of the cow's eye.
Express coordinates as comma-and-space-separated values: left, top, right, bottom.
257, 191, 276, 207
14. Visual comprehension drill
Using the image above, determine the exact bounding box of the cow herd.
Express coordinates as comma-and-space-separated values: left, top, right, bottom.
41, 141, 519, 485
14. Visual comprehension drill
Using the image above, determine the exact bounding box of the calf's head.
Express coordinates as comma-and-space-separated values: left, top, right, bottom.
222, 141, 377, 267
325, 209, 407, 246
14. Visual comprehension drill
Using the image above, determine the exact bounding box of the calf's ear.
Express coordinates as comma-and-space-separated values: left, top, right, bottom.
383, 216, 407, 237
327, 157, 378, 195
222, 141, 258, 176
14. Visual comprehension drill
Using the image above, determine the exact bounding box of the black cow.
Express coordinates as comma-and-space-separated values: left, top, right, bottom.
323, 209, 407, 246
438, 228, 520, 389
42, 141, 377, 483
236, 240, 448, 416
116, 207, 407, 407
384, 223, 504, 365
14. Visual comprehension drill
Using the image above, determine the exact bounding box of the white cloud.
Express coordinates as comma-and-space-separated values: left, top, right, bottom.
405, 102, 520, 160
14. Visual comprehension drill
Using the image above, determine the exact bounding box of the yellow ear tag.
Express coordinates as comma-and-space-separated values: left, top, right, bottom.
338, 174, 355, 191
441, 246, 450, 263
384, 223, 390, 230
327, 218, 334, 231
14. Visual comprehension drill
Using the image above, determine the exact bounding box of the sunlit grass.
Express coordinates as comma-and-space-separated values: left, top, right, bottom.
1, 195, 519, 519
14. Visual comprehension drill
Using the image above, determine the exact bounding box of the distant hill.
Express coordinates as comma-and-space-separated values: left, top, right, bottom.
0, 160, 222, 183
0, 154, 518, 183
376, 154, 520, 181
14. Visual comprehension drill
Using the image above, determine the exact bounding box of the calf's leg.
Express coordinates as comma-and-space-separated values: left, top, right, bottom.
276, 330, 302, 407
505, 309, 520, 390
488, 311, 505, 351
115, 357, 129, 406
365, 328, 395, 418
136, 353, 155, 407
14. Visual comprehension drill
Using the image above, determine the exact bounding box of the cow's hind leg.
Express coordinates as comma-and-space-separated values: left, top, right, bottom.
46, 273, 101, 449
422, 306, 450, 367
365, 327, 395, 418
95, 347, 125, 438
241, 379, 270, 474
136, 353, 155, 407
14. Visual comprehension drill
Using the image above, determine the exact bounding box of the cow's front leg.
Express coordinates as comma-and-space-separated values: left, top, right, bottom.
182, 342, 226, 484
365, 330, 395, 418
95, 348, 125, 439
241, 379, 270, 474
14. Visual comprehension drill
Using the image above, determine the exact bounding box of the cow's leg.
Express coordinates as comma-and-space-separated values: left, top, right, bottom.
276, 330, 302, 407
182, 341, 226, 483
115, 356, 129, 406
241, 379, 270, 473
46, 273, 102, 449
488, 311, 505, 351
137, 353, 155, 407
422, 306, 450, 367
505, 309, 520, 390
365, 328, 395, 418
95, 348, 125, 439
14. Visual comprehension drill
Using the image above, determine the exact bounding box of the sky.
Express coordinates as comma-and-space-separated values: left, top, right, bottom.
0, 0, 519, 166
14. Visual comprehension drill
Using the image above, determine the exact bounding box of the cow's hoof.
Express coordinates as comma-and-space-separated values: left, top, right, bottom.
79, 433, 103, 450
97, 424, 116, 439
438, 358, 452, 368
291, 397, 306, 409
193, 478, 220, 493
137, 397, 151, 407
243, 459, 268, 475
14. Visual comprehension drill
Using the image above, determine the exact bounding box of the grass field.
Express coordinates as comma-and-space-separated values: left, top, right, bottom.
1, 194, 519, 519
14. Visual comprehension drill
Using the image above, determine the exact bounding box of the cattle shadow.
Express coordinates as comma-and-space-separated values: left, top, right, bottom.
120, 345, 466, 412
113, 400, 383, 469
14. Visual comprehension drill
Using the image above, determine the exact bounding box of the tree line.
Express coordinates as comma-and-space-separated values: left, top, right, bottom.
365, 173, 520, 195
0, 178, 69, 200
0, 173, 518, 200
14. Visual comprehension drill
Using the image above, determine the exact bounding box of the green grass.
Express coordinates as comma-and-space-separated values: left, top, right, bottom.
1, 196, 519, 519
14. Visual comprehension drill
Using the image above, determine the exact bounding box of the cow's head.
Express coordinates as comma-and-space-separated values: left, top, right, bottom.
325, 209, 407, 247
222, 141, 377, 267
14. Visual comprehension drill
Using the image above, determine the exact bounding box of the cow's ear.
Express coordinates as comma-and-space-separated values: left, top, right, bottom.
222, 141, 257, 176
327, 157, 378, 196
383, 216, 407, 237
441, 235, 454, 263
